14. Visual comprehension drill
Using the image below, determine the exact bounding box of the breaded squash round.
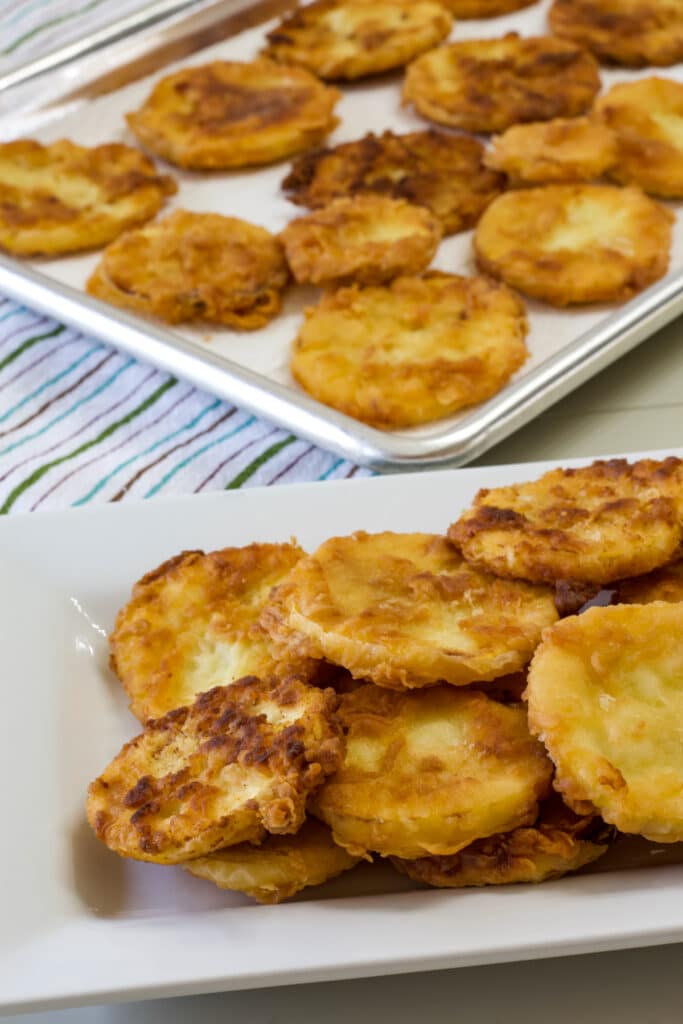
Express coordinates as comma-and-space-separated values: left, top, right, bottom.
311, 683, 553, 858
439, 0, 539, 17
0, 138, 175, 257
402, 34, 601, 134
263, 0, 452, 80
110, 543, 313, 722
548, 0, 683, 68
87, 677, 343, 863
526, 603, 683, 842
614, 557, 683, 605
595, 78, 683, 199
280, 195, 442, 286
261, 531, 558, 689
87, 210, 289, 328
282, 130, 505, 235
392, 799, 610, 886
289, 273, 529, 427
126, 59, 340, 170
183, 819, 361, 903
449, 457, 683, 585
485, 117, 617, 186
473, 184, 673, 306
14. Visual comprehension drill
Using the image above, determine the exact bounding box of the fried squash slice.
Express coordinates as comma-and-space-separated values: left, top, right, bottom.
311, 683, 553, 858
290, 273, 529, 428
614, 557, 683, 606
127, 59, 340, 170
403, 34, 601, 134
595, 78, 683, 199
110, 542, 314, 722
280, 195, 442, 286
548, 0, 683, 68
282, 130, 505, 235
87, 210, 289, 328
87, 677, 343, 864
474, 184, 673, 306
449, 457, 683, 585
439, 0, 538, 17
261, 531, 558, 689
485, 118, 617, 186
0, 139, 175, 257
184, 819, 361, 903
263, 0, 452, 80
526, 603, 683, 843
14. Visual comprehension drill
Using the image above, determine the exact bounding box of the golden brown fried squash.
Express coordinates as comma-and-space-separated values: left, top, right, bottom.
392, 799, 610, 886
87, 210, 289, 328
402, 34, 601, 134
595, 78, 683, 199
263, 0, 452, 80
614, 557, 683, 605
127, 59, 340, 170
261, 531, 558, 688
87, 676, 343, 864
0, 138, 175, 257
311, 683, 553, 858
280, 195, 442, 286
474, 184, 672, 306
527, 603, 683, 842
110, 543, 315, 722
450, 457, 683, 586
290, 272, 528, 428
485, 117, 617, 186
439, 0, 538, 17
282, 130, 505, 235
183, 819, 361, 903
548, 0, 683, 67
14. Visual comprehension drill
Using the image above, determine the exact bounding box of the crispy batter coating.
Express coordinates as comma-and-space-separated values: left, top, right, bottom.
485, 117, 617, 186
526, 603, 683, 842
261, 531, 558, 689
311, 683, 552, 858
474, 184, 673, 306
87, 677, 343, 863
402, 34, 601, 134
439, 0, 538, 17
282, 130, 505, 235
127, 59, 340, 170
595, 78, 683, 199
290, 273, 529, 428
263, 0, 452, 80
449, 457, 683, 585
87, 210, 289, 328
183, 818, 360, 902
548, 0, 683, 68
110, 543, 315, 722
0, 138, 175, 258
280, 195, 442, 286
392, 798, 610, 886
614, 557, 683, 605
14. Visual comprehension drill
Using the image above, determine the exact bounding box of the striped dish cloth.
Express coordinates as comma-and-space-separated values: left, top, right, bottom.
0, 2, 368, 513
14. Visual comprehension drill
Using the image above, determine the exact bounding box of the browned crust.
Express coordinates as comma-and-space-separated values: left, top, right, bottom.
548, 0, 683, 67
439, 0, 538, 15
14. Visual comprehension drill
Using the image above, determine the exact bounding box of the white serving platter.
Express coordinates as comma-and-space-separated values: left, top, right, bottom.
1, 448, 682, 1015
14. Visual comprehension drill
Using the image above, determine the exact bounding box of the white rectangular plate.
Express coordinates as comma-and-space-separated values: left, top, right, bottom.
2, 449, 683, 1015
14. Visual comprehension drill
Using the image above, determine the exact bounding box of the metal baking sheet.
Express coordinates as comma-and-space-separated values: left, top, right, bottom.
1, 0, 682, 471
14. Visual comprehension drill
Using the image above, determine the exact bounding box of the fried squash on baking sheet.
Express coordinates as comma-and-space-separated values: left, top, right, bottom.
263, 0, 452, 80
261, 531, 558, 689
449, 457, 683, 585
282, 130, 505, 235
87, 210, 289, 328
311, 683, 553, 858
474, 184, 673, 306
527, 603, 683, 843
0, 139, 175, 257
110, 543, 316, 722
402, 34, 601, 134
87, 677, 342, 863
280, 195, 442, 286
485, 118, 617, 186
127, 59, 340, 170
184, 819, 361, 903
595, 78, 683, 199
548, 0, 683, 67
289, 273, 529, 427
